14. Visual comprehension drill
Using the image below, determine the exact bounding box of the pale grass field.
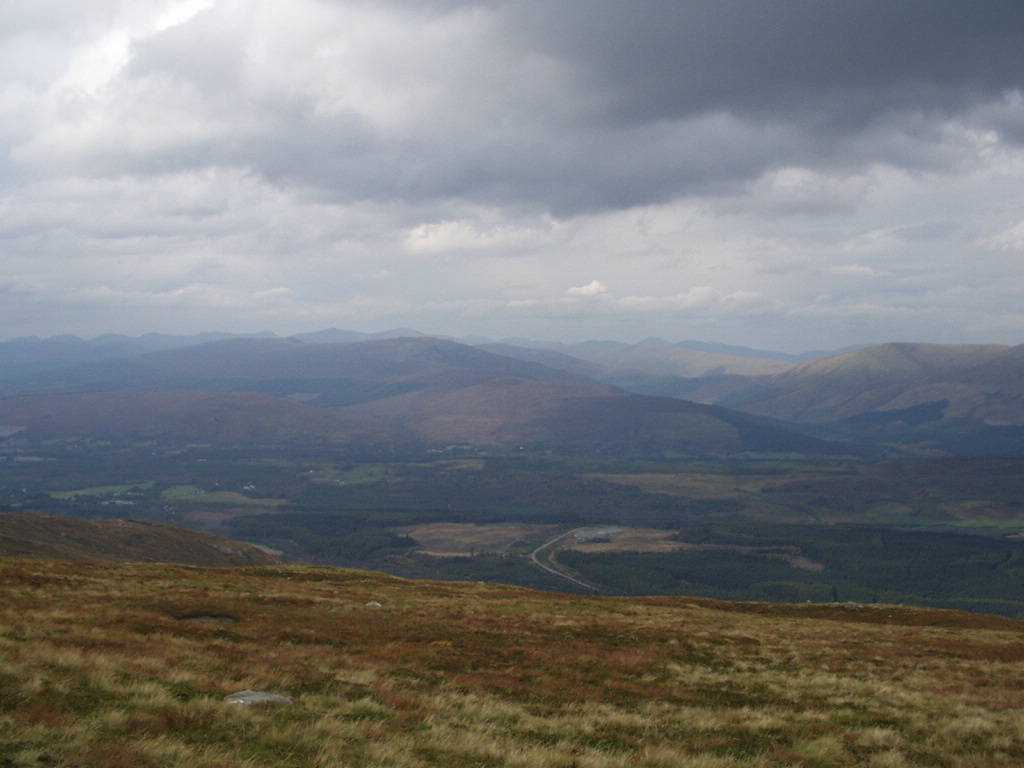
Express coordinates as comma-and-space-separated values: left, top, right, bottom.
1, 558, 1023, 767
392, 523, 556, 556
563, 528, 691, 554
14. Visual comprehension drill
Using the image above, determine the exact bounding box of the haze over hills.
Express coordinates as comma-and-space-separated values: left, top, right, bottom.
6, 330, 1024, 455
712, 342, 1014, 421
674, 342, 1024, 456
0, 334, 837, 456
0, 329, 804, 382
531, 342, 795, 377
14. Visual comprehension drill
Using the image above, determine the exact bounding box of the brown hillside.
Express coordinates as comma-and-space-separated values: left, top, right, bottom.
719, 342, 1014, 423
0, 388, 400, 444
0, 336, 828, 454
1, 558, 1022, 767
338, 379, 614, 445
560, 342, 795, 377
0, 513, 279, 566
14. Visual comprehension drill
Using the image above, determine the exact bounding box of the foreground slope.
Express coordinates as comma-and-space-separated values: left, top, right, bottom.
1, 558, 1022, 768
0, 513, 279, 566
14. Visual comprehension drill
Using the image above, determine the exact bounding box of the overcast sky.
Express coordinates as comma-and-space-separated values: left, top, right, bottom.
2, 1, 1024, 352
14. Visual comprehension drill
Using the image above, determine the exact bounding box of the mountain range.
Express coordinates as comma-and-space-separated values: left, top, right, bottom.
0, 336, 832, 456
3, 331, 1024, 456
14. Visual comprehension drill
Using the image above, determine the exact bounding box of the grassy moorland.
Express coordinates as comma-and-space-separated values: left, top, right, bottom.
2, 558, 1023, 767
0, 513, 279, 567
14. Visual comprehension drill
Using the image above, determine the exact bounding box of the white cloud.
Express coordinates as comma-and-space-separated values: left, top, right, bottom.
828, 264, 888, 277
742, 167, 874, 216
404, 214, 564, 255
976, 220, 1024, 252
2, 2, 1024, 350
564, 280, 611, 299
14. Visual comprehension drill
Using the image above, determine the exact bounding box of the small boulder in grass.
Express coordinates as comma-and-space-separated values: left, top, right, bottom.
224, 689, 293, 706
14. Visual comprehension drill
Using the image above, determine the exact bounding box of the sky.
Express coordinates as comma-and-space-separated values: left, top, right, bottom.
2, 1, 1024, 353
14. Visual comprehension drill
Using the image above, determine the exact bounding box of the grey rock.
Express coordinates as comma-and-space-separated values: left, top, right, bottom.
224, 689, 293, 706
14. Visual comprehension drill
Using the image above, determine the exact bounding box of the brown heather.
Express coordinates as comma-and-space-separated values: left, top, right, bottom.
1, 558, 1023, 767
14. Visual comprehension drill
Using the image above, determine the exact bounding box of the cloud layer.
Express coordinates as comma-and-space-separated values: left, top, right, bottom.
2, 1, 1024, 351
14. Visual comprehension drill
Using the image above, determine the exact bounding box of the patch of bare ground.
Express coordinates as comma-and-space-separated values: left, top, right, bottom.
561, 528, 826, 571
394, 522, 557, 556
564, 527, 689, 553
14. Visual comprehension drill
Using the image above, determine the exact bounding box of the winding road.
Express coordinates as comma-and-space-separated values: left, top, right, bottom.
527, 528, 601, 592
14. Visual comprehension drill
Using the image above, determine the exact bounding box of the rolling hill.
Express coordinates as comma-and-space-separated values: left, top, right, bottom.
0, 336, 836, 456
714, 342, 1012, 421
549, 340, 796, 377
673, 342, 1024, 455
0, 512, 279, 566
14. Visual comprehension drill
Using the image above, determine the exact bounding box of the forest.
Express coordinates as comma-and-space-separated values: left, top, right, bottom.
3, 433, 1024, 616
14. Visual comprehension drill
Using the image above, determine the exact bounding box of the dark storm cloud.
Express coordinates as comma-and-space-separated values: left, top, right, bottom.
42, 1, 1024, 217
272, 1, 1024, 213
502, 1, 1024, 124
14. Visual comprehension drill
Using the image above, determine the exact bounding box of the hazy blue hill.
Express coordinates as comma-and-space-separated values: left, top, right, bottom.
0, 388, 400, 444
720, 342, 1011, 422
0, 335, 832, 456
476, 343, 613, 380
0, 336, 610, 396
546, 341, 795, 378
0, 334, 150, 380
291, 327, 427, 344
668, 339, 851, 362
0, 331, 285, 385
684, 341, 1024, 456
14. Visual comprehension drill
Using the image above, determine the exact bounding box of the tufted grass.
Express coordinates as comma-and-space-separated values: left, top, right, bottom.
1, 558, 1023, 766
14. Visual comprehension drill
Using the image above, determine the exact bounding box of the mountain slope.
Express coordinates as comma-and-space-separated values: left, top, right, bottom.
0, 336, 833, 455
678, 342, 1024, 455
0, 512, 279, 565
0, 388, 398, 444
716, 342, 1016, 422
1, 557, 1021, 768
550, 340, 796, 377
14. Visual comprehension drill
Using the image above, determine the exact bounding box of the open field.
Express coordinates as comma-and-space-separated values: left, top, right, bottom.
590, 462, 1024, 528
161, 485, 286, 507
51, 481, 155, 500
563, 527, 689, 554
2, 557, 1024, 767
393, 522, 556, 556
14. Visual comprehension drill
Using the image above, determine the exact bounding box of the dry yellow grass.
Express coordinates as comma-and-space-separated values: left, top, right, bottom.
1, 557, 1023, 767
563, 528, 689, 554
394, 522, 556, 556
